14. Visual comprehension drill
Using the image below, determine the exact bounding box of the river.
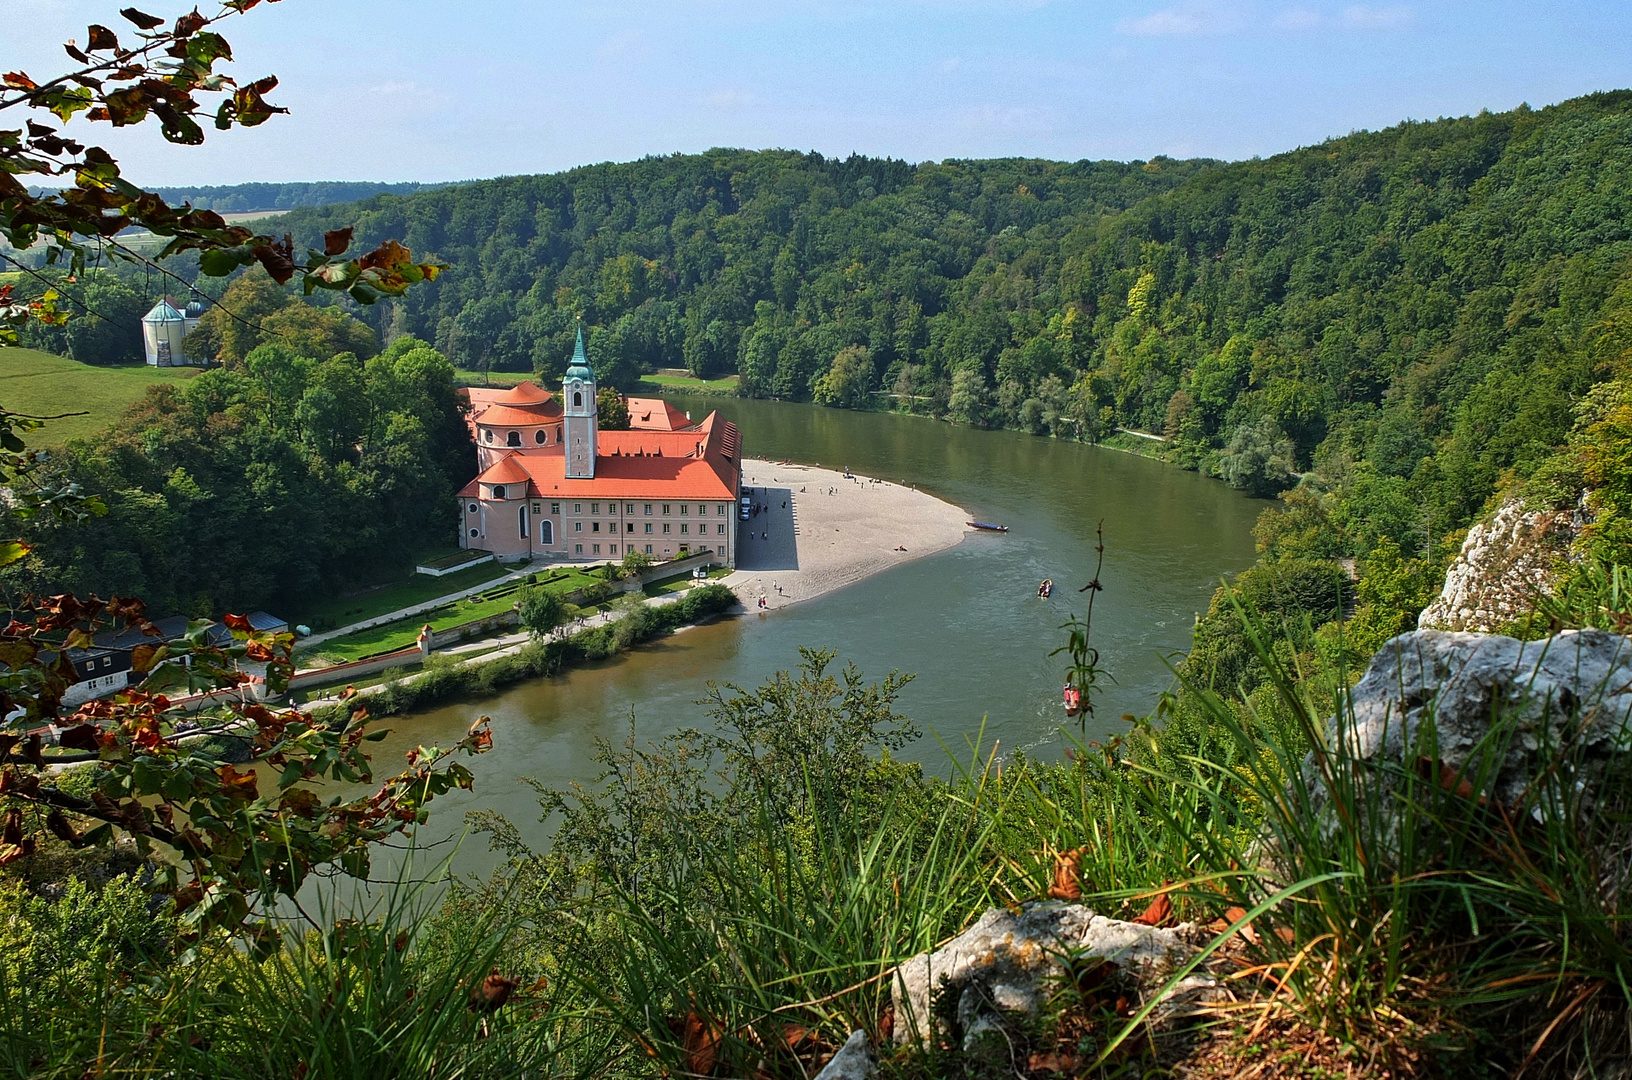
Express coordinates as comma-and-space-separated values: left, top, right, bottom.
354, 398, 1263, 879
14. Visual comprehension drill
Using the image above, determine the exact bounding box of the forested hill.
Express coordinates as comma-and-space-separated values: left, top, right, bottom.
272, 151, 1221, 391
280, 93, 1632, 598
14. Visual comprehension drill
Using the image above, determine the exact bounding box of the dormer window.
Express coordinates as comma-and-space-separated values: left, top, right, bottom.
507, 431, 521, 447
492, 485, 506, 500
483, 429, 493, 444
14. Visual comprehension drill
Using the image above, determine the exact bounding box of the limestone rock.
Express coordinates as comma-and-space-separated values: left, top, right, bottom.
1325, 628, 1632, 808
891, 902, 1213, 1049
813, 1030, 874, 1080
1418, 498, 1580, 633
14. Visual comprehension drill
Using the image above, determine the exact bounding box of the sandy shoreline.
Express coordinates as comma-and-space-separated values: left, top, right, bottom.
722, 458, 971, 612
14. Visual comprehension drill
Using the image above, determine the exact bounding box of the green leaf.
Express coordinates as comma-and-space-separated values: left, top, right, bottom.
0, 540, 31, 567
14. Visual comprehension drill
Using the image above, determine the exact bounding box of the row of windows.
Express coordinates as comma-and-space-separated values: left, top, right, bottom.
483, 427, 560, 446
472, 499, 732, 517
572, 521, 727, 535
570, 543, 729, 557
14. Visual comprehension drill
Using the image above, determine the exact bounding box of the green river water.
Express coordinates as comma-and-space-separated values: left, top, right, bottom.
355, 397, 1262, 880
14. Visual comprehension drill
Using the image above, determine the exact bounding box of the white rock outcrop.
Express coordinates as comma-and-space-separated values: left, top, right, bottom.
1325, 629, 1632, 807
1418, 498, 1579, 632
891, 902, 1212, 1051
812, 1030, 875, 1080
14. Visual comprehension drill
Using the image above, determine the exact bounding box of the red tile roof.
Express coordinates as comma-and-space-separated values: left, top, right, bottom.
493, 381, 552, 405
459, 412, 740, 501
626, 397, 694, 431
473, 401, 563, 427
476, 453, 534, 485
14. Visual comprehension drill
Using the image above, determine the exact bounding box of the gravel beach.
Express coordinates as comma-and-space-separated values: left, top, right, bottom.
722, 458, 971, 611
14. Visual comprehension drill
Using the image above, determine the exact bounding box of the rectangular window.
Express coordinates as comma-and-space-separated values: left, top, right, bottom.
680, 504, 688, 516
645, 544, 653, 554
717, 523, 725, 534
574, 543, 583, 554
680, 523, 689, 535
592, 522, 600, 533
717, 504, 726, 515
644, 522, 653, 534
644, 503, 652, 515
662, 523, 671, 534
626, 523, 634, 532
532, 502, 541, 513
591, 502, 600, 514
662, 504, 670, 515
551, 502, 560, 514
625, 503, 635, 513
574, 522, 583, 532
573, 503, 582, 514
717, 546, 725, 556
609, 544, 618, 554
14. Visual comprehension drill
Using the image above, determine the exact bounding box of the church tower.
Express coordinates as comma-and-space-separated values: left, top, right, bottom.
563, 326, 597, 479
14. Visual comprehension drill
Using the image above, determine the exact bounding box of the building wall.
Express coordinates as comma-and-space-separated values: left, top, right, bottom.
462, 494, 738, 566
476, 424, 564, 470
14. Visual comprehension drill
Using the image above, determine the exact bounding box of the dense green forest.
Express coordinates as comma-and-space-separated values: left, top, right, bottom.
264, 91, 1632, 634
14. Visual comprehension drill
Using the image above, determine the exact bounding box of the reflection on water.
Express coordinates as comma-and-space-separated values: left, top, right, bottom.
355, 399, 1264, 878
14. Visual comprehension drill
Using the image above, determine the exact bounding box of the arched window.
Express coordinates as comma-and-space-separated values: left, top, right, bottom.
483, 429, 493, 444
572, 391, 583, 407
535, 429, 546, 444
555, 426, 562, 441
540, 519, 553, 545
507, 430, 521, 447
492, 485, 506, 500
518, 504, 529, 539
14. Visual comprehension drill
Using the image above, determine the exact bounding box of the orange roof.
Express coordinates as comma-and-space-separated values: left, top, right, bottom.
459, 412, 741, 501
476, 453, 533, 485
494, 381, 552, 405
474, 401, 563, 427
626, 397, 694, 431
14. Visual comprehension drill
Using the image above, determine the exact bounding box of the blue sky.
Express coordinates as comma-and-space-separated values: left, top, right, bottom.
15, 1, 1632, 184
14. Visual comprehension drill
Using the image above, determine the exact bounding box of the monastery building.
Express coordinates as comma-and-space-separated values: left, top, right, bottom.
457, 330, 743, 566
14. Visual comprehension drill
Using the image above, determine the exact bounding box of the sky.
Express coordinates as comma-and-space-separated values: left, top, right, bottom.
13, 1, 1632, 185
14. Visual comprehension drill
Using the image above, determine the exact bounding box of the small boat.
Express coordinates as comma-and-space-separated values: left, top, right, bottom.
968, 521, 1009, 532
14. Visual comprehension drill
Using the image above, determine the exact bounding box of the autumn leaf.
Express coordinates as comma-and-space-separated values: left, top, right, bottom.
323, 227, 354, 256
217, 763, 260, 801
1131, 891, 1173, 927
1047, 846, 1084, 901
86, 25, 121, 51
119, 7, 166, 29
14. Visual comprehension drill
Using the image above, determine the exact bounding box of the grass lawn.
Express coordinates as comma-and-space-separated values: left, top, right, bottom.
642, 567, 732, 597
304, 566, 609, 663
635, 371, 740, 394
453, 370, 536, 388
294, 562, 514, 631
0, 348, 199, 446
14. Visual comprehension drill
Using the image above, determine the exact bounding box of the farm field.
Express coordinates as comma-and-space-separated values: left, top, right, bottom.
0, 348, 198, 446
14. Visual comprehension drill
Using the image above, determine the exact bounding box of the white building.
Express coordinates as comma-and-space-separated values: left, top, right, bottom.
142, 297, 205, 366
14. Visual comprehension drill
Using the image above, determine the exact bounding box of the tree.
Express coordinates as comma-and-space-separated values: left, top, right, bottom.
185, 273, 293, 365
1218, 417, 1298, 497
812, 345, 873, 409
617, 548, 654, 579
597, 387, 630, 430
63, 274, 146, 364
519, 586, 565, 637
947, 365, 993, 427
